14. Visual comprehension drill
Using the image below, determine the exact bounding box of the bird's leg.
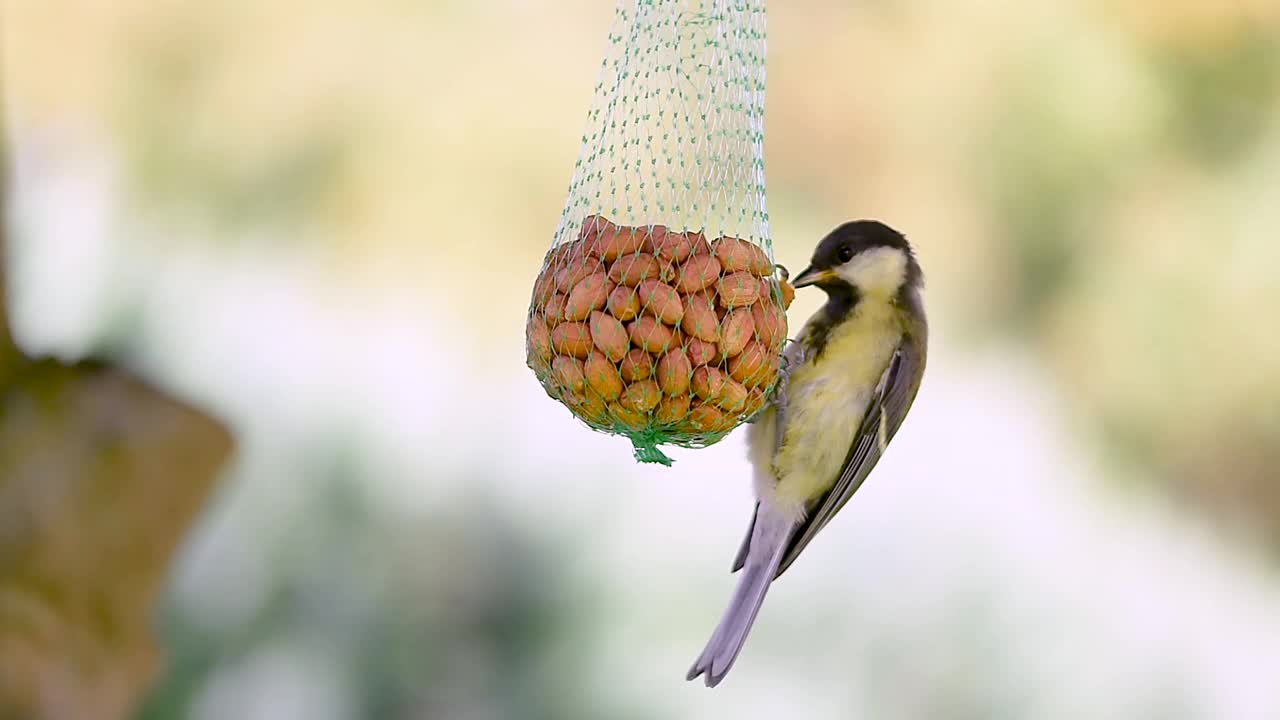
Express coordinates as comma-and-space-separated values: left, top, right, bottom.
769, 340, 806, 449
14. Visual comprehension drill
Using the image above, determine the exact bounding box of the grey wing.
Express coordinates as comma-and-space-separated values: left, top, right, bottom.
773, 332, 926, 579
730, 503, 758, 572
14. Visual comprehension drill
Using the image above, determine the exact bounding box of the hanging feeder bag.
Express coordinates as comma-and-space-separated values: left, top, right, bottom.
525, 0, 792, 465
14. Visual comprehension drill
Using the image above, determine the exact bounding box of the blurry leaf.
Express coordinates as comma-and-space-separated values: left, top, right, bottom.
1154, 28, 1280, 168
979, 63, 1116, 332
119, 26, 353, 240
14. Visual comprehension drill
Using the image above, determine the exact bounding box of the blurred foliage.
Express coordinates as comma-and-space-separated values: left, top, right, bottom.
121, 36, 354, 238
135, 447, 642, 720
980, 59, 1118, 332
1154, 27, 1280, 168
970, 13, 1280, 546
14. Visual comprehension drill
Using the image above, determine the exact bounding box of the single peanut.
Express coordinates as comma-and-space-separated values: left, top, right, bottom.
589, 310, 629, 363
551, 322, 593, 358
686, 403, 727, 433
564, 272, 611, 321
628, 316, 675, 354
719, 307, 755, 358
573, 392, 610, 424
710, 236, 757, 274
728, 341, 770, 387
692, 366, 728, 401
675, 254, 722, 293
750, 301, 787, 350
715, 379, 748, 413
685, 337, 718, 366
527, 316, 552, 363
620, 379, 662, 413
657, 348, 693, 396
652, 229, 695, 263
584, 351, 623, 401
597, 226, 647, 261
619, 348, 654, 382
556, 256, 606, 293
681, 292, 719, 342
545, 293, 567, 325
607, 285, 641, 321
637, 280, 685, 325
552, 355, 586, 394
609, 402, 650, 431
654, 394, 692, 425
609, 252, 662, 286
718, 271, 761, 308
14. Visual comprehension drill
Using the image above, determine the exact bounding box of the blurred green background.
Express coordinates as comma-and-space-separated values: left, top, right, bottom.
4, 0, 1280, 718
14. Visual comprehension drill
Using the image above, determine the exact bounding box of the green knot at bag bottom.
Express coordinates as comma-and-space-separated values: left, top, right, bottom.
629, 431, 675, 466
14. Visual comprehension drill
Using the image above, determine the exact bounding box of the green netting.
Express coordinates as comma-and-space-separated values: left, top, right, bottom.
525, 0, 788, 465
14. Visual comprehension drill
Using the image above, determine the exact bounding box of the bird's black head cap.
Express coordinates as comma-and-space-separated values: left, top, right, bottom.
796, 220, 922, 291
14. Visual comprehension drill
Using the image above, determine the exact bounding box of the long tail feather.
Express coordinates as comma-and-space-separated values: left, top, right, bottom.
687, 509, 793, 687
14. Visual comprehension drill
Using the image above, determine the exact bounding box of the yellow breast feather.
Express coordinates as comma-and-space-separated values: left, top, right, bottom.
769, 299, 903, 511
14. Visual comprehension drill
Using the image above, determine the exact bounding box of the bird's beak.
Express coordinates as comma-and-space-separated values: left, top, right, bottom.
790, 265, 834, 288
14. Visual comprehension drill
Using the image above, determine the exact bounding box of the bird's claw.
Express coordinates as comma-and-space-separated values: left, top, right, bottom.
769, 339, 805, 448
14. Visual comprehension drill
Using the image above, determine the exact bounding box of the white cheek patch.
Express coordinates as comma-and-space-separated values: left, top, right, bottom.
836, 247, 907, 295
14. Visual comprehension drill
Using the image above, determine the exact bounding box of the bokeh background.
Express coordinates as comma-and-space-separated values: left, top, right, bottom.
4, 0, 1280, 718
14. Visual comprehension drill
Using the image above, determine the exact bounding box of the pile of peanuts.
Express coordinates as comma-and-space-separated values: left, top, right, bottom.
526, 215, 793, 436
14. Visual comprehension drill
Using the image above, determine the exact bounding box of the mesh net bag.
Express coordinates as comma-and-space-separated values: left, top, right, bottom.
525, 0, 793, 465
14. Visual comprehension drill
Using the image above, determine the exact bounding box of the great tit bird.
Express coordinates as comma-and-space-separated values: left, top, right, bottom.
686, 220, 928, 687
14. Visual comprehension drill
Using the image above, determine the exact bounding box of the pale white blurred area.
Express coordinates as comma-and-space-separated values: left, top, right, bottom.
6, 126, 122, 363
7, 142, 1280, 720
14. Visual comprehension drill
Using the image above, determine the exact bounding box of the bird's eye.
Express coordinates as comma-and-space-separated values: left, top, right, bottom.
837, 246, 854, 263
